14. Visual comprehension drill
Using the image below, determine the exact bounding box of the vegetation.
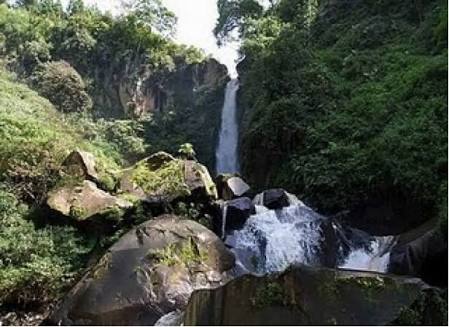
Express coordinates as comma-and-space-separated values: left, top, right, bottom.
217, 0, 448, 231
252, 281, 284, 308
149, 237, 208, 267
0, 0, 215, 310
31, 60, 92, 113
0, 67, 129, 204
0, 0, 446, 322
131, 159, 190, 198
0, 190, 93, 307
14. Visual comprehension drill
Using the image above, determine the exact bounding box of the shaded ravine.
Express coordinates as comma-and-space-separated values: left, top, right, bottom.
216, 79, 240, 174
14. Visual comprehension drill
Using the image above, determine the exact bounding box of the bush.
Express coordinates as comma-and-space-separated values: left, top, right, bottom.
238, 0, 447, 227
31, 60, 92, 113
0, 190, 93, 306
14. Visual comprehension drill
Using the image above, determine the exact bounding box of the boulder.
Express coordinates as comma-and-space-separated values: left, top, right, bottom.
184, 265, 447, 326
216, 174, 250, 200
47, 180, 131, 221
62, 150, 99, 182
145, 151, 176, 170
49, 216, 235, 326
119, 153, 217, 204
254, 189, 290, 210
183, 160, 218, 200
224, 197, 255, 232
388, 220, 448, 287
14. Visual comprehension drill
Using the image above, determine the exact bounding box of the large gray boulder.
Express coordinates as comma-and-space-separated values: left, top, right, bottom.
184, 265, 447, 325
47, 180, 131, 221
224, 197, 255, 232
119, 152, 217, 204
254, 189, 290, 210
389, 220, 448, 287
216, 175, 250, 200
49, 215, 235, 325
62, 150, 99, 182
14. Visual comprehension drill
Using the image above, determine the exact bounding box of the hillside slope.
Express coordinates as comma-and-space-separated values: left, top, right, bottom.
234, 0, 447, 233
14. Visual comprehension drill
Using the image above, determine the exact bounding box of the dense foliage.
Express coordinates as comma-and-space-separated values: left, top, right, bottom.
31, 60, 92, 113
219, 0, 447, 230
0, 1, 204, 116
0, 0, 227, 313
0, 190, 92, 307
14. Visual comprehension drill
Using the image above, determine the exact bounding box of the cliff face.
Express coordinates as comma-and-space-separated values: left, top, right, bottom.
92, 57, 228, 119
90, 57, 229, 172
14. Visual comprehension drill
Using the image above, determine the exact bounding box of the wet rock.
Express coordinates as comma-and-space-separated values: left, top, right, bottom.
224, 197, 255, 232
389, 220, 448, 287
255, 189, 290, 210
216, 174, 250, 200
184, 265, 447, 325
119, 153, 217, 204
47, 180, 131, 221
49, 215, 235, 326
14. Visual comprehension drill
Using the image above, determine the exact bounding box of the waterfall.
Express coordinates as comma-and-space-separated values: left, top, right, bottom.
339, 235, 395, 272
225, 198, 396, 275
221, 203, 228, 239
216, 79, 240, 174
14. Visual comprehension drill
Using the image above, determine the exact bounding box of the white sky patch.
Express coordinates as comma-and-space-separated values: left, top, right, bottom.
163, 0, 239, 77
60, 0, 239, 77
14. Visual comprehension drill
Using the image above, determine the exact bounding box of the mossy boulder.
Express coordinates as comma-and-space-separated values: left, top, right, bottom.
60, 149, 119, 192
119, 151, 218, 204
47, 180, 132, 222
49, 215, 235, 325
184, 265, 447, 325
62, 150, 100, 182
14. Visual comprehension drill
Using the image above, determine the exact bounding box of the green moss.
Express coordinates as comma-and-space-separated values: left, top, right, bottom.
91, 253, 112, 280
102, 206, 125, 223
251, 281, 285, 308
318, 279, 339, 300
148, 237, 208, 267
338, 276, 386, 303
55, 173, 84, 189
131, 159, 190, 198
118, 192, 142, 204
69, 204, 88, 220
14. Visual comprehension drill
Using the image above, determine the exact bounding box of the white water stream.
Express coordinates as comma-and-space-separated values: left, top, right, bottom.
216, 79, 240, 174
225, 194, 396, 275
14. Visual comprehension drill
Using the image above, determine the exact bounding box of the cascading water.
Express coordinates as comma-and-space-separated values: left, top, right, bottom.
216, 79, 240, 174
225, 194, 397, 275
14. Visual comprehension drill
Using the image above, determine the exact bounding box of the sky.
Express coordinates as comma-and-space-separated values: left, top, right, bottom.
60, 0, 239, 77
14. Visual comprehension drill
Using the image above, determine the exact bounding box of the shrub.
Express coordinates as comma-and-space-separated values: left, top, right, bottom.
31, 60, 92, 113
0, 190, 93, 306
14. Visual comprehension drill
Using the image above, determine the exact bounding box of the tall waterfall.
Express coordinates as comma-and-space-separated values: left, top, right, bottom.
216, 79, 240, 174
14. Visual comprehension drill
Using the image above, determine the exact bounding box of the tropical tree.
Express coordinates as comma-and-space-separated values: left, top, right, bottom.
121, 0, 177, 37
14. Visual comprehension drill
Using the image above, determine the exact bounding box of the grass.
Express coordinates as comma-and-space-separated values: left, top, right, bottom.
131, 159, 190, 198
148, 237, 208, 267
